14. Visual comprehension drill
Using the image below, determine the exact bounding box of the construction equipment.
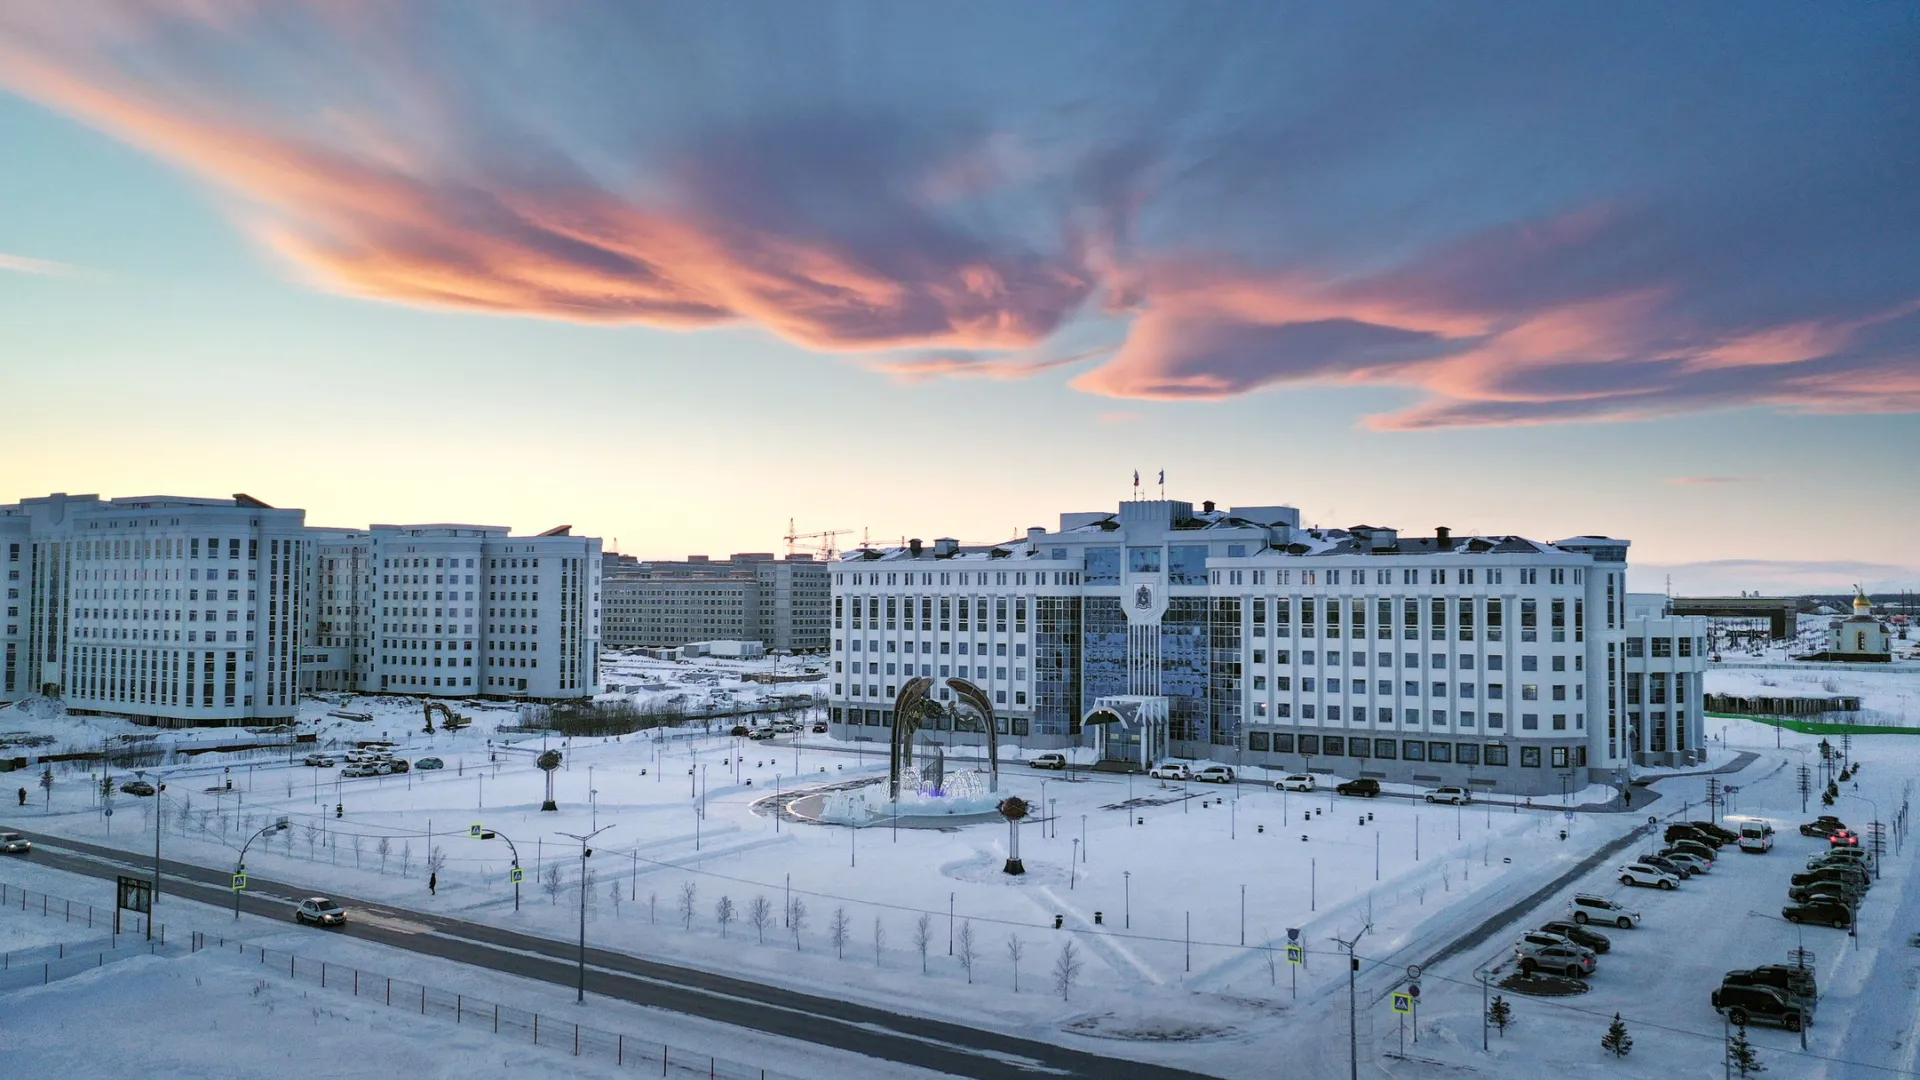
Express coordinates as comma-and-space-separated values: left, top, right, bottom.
422, 701, 470, 734
784, 518, 852, 559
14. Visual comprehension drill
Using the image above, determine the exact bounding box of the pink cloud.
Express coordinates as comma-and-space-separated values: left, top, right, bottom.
0, 252, 78, 277
1664, 476, 1757, 486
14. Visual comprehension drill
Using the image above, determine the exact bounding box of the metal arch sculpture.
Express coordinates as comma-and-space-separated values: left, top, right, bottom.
889, 676, 934, 801
946, 677, 999, 794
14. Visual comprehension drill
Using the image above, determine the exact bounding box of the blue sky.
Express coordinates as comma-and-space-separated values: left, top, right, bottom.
2, 3, 1916, 592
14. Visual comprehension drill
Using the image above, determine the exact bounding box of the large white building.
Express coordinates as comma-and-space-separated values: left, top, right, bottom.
826, 497, 1706, 795
2, 493, 602, 726
602, 552, 829, 653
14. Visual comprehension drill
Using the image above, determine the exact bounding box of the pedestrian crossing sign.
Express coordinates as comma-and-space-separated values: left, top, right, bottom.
510, 867, 524, 884
231, 873, 247, 891
1286, 945, 1303, 965
470, 824, 482, 838
1391, 992, 1412, 1014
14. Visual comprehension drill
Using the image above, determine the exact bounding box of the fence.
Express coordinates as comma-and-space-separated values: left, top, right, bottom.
0, 880, 179, 992
0, 880, 163, 941
187, 932, 801, 1080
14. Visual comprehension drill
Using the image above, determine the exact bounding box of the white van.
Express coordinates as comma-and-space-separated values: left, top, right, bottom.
1276, 774, 1316, 792
1738, 821, 1775, 853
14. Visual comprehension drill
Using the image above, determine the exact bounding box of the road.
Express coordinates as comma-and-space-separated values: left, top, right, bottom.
9, 826, 1217, 1080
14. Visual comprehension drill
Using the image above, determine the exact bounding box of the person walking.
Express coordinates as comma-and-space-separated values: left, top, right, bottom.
16, 787, 25, 806
428, 872, 438, 896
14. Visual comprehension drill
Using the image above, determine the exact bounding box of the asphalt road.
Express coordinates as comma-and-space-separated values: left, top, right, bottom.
9, 826, 1218, 1080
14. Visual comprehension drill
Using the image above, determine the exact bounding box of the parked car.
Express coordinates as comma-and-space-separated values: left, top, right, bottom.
1424, 786, 1471, 805
1666, 838, 1717, 863
1829, 829, 1861, 848
1515, 938, 1596, 979
1711, 984, 1806, 1032
811, 723, 828, 734
1787, 882, 1860, 907
340, 764, 379, 779
728, 725, 753, 737
1808, 849, 1873, 871
294, 896, 347, 927
1665, 823, 1718, 847
1196, 765, 1236, 784
1799, 816, 1848, 839
0, 831, 30, 855
1335, 778, 1378, 797
1723, 965, 1817, 1009
303, 753, 336, 768
1659, 850, 1712, 876
414, 757, 444, 771
119, 780, 156, 797
1689, 821, 1739, 845
386, 759, 410, 774
1737, 821, 1776, 853
1518, 930, 1590, 957
1635, 853, 1693, 879
1149, 762, 1192, 781
1790, 866, 1867, 892
1619, 862, 1680, 890
1029, 753, 1068, 770
770, 721, 800, 735
1275, 774, 1316, 792
1569, 893, 1640, 928
344, 749, 379, 764
748, 727, 776, 741
1782, 898, 1854, 929
1538, 920, 1611, 953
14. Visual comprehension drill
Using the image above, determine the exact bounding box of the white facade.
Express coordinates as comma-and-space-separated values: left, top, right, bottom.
826, 498, 1682, 795
1622, 593, 1710, 767
602, 552, 827, 653
2, 493, 603, 726
1, 493, 312, 725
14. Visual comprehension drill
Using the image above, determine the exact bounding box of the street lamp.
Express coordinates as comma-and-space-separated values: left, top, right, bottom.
234, 816, 290, 919
136, 769, 166, 941
1123, 870, 1131, 928
476, 826, 523, 911
557, 825, 614, 1003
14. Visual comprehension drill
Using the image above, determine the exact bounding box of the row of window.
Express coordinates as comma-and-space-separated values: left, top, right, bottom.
1248, 731, 1586, 769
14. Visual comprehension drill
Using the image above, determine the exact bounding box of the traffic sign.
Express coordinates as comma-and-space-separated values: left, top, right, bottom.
1286, 945, 1303, 965
1563, 809, 1576, 822
1407, 982, 1421, 999
509, 867, 524, 884
231, 873, 247, 891
1406, 964, 1424, 981
1391, 992, 1412, 1014
1287, 927, 1300, 942
470, 824, 482, 838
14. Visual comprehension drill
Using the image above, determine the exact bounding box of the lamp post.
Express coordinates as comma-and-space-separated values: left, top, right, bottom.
557, 825, 614, 1003
234, 817, 290, 920
1123, 870, 1131, 929
1334, 923, 1370, 1080
138, 770, 164, 941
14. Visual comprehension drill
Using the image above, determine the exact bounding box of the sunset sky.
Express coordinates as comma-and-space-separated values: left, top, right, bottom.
2, 3, 1915, 593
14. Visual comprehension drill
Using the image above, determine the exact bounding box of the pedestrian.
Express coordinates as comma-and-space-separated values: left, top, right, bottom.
1623, 788, 1632, 808
429, 872, 438, 896
15, 787, 24, 806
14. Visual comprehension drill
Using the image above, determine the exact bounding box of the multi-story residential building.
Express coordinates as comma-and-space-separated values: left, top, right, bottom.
2, 493, 602, 725
1622, 593, 1710, 768
602, 552, 827, 652
826, 497, 1703, 795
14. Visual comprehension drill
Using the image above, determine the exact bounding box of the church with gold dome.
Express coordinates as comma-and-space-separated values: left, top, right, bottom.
1810, 587, 1892, 662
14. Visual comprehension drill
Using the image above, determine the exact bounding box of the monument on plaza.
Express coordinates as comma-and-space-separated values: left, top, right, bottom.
889, 675, 1001, 800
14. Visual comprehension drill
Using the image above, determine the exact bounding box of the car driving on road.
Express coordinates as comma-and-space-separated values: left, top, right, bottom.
1798, 816, 1846, 839
1424, 786, 1470, 805
1195, 765, 1235, 784
1149, 762, 1191, 781
119, 780, 156, 797
414, 757, 444, 771
1335, 777, 1378, 797
0, 831, 30, 855
303, 753, 336, 767
294, 897, 347, 927
1277, 774, 1316, 792
1028, 753, 1067, 770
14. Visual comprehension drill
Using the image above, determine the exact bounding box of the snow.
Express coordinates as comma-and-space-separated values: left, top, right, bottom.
3, 652, 1916, 1079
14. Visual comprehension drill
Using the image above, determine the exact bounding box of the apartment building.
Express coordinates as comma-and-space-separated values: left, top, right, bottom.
602, 552, 827, 652
825, 497, 1704, 795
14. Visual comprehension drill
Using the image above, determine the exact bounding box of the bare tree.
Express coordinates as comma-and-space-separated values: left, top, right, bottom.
956, 920, 978, 983
913, 913, 933, 973
609, 878, 623, 915
649, 891, 658, 924
829, 906, 851, 959
788, 897, 808, 951
218, 813, 231, 839
749, 895, 773, 943
678, 880, 699, 930
425, 846, 448, 878
376, 836, 392, 872
400, 841, 413, 878
873, 916, 887, 966
1006, 933, 1025, 992
542, 864, 564, 904
352, 834, 363, 868
303, 822, 319, 859
715, 895, 737, 937
1052, 940, 1083, 1002
584, 868, 598, 911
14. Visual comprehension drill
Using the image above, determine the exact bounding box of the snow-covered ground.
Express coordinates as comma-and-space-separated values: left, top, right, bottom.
2, 652, 1915, 1079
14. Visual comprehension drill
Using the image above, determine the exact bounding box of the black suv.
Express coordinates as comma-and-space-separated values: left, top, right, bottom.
1724, 966, 1817, 1008
1689, 821, 1738, 845
1788, 882, 1861, 906
1665, 824, 1718, 847
1336, 778, 1380, 798
1538, 920, 1611, 953
1782, 898, 1853, 929
1799, 816, 1847, 839
1711, 984, 1806, 1032
1636, 853, 1693, 879
1790, 867, 1868, 892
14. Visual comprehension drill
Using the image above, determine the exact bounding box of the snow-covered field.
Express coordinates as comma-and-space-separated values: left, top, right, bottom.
2, 652, 1915, 1079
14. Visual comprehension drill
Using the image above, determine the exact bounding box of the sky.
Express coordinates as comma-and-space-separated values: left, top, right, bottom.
1, 2, 1917, 594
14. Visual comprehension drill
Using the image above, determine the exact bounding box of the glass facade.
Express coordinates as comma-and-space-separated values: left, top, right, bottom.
1161, 597, 1209, 741
1084, 547, 1121, 586
1128, 546, 1162, 574
1168, 545, 1208, 586
1208, 598, 1241, 746
1081, 597, 1128, 713
1033, 597, 1081, 736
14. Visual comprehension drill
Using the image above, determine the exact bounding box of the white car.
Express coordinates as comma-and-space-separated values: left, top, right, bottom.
0, 831, 30, 855
1569, 893, 1641, 928
1662, 850, 1712, 875
1276, 774, 1316, 792
1028, 753, 1068, 770
1618, 862, 1680, 890
1424, 786, 1471, 805
1195, 765, 1235, 784
1149, 762, 1191, 781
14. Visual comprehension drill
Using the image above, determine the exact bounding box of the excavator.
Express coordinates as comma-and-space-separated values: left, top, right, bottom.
422, 701, 471, 734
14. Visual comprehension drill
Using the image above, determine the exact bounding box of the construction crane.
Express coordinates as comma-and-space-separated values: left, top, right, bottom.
785, 518, 852, 559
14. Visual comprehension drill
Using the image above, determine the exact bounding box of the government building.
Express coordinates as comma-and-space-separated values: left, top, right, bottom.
826, 497, 1706, 795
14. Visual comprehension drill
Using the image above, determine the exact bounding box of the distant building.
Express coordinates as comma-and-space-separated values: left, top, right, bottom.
601, 552, 827, 652
1, 491, 603, 727
1821, 588, 1891, 661
827, 496, 1684, 796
